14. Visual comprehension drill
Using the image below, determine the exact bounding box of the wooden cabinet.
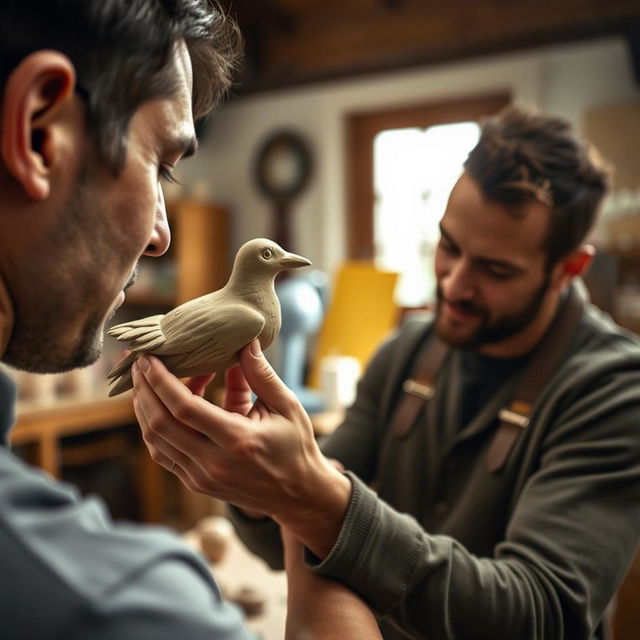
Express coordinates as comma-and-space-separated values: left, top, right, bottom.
173, 199, 229, 304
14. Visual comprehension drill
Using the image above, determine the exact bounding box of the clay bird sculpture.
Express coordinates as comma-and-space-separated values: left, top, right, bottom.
106, 238, 311, 396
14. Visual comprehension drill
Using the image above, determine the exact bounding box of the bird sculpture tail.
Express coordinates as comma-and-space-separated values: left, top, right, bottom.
107, 352, 138, 396
107, 314, 165, 396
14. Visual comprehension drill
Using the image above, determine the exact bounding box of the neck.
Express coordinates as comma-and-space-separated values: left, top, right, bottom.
0, 276, 13, 359
478, 286, 567, 358
227, 271, 275, 295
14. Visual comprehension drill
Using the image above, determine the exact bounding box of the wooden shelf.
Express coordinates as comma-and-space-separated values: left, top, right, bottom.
12, 394, 138, 483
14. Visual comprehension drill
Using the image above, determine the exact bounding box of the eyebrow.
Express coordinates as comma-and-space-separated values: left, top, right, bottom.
439, 223, 525, 274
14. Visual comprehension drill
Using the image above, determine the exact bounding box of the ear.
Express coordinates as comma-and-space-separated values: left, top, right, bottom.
1, 51, 77, 200
556, 244, 595, 286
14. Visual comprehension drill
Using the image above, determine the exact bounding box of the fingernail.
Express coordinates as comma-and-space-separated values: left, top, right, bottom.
132, 361, 139, 377
138, 355, 150, 372
250, 340, 261, 357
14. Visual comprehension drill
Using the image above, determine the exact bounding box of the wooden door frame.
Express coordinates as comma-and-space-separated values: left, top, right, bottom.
345, 92, 511, 260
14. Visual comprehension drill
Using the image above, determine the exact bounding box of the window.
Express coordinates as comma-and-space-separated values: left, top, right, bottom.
373, 121, 480, 306
345, 92, 510, 308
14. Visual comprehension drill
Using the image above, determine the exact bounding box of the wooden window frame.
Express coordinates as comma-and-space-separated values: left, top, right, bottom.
345, 93, 511, 260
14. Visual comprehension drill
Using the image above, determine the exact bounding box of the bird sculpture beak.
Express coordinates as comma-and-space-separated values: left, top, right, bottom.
279, 251, 312, 268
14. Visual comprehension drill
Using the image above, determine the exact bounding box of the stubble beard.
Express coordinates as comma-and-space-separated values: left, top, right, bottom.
434, 273, 551, 350
4, 167, 111, 374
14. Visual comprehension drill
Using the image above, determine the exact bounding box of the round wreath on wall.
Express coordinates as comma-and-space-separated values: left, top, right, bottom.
254, 130, 313, 202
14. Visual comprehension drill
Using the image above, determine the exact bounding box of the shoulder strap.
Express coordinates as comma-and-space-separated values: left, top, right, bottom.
390, 332, 449, 438
485, 285, 584, 472
388, 286, 584, 469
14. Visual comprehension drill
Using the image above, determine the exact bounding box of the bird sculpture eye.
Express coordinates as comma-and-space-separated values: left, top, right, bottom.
262, 248, 273, 259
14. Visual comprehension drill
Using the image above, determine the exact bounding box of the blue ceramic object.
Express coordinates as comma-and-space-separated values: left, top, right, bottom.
276, 270, 329, 413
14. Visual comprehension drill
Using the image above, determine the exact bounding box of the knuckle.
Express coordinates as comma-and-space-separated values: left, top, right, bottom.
173, 399, 195, 423
142, 431, 158, 449
231, 431, 264, 461
280, 394, 298, 415
260, 364, 279, 384
143, 366, 159, 387
146, 413, 165, 435
203, 459, 221, 480
190, 476, 210, 494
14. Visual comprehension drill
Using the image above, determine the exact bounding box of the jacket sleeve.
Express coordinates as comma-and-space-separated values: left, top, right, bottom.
304, 352, 640, 640
226, 503, 285, 571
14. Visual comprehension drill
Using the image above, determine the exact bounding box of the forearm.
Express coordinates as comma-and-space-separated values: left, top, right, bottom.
275, 338, 398, 560
285, 575, 382, 640
274, 459, 352, 561
227, 464, 352, 567
283, 530, 382, 640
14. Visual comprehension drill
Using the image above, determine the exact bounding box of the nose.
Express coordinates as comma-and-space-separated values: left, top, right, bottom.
144, 185, 171, 257
440, 258, 475, 302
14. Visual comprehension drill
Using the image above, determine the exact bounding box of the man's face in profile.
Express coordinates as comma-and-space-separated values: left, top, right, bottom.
4, 42, 197, 374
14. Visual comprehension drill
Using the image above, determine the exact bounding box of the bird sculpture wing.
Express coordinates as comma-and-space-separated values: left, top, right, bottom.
107, 301, 266, 395
107, 314, 167, 353
161, 302, 266, 371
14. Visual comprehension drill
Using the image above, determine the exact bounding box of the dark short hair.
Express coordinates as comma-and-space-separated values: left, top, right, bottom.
465, 105, 612, 267
0, 0, 242, 172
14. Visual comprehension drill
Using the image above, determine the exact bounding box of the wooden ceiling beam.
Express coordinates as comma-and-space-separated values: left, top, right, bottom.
220, 0, 295, 34
228, 0, 640, 94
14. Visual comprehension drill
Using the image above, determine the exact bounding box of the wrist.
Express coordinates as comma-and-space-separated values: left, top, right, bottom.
276, 459, 352, 560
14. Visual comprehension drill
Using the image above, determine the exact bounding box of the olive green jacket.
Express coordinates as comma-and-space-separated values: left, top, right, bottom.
230, 291, 640, 639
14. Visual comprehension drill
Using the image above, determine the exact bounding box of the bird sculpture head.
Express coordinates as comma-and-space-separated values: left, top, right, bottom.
230, 238, 311, 280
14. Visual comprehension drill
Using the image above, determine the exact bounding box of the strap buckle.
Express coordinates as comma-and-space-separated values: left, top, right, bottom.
402, 379, 435, 400
497, 407, 529, 429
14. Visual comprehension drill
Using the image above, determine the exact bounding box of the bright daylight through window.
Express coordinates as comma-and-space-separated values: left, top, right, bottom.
373, 121, 481, 307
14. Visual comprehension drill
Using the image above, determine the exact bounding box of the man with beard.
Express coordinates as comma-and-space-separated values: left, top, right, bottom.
134, 105, 640, 639
0, 0, 383, 637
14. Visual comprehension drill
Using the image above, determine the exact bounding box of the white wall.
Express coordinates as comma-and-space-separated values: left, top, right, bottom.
177, 36, 639, 275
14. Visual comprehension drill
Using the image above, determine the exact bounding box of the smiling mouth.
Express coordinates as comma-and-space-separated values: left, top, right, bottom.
442, 300, 483, 322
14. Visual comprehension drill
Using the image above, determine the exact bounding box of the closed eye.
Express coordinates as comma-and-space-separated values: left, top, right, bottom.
485, 266, 517, 280
438, 239, 459, 255
159, 164, 180, 185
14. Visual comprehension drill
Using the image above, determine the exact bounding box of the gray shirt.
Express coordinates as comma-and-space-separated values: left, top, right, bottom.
0, 368, 254, 639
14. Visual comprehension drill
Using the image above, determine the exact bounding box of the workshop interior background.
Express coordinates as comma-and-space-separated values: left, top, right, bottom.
3, 2, 640, 638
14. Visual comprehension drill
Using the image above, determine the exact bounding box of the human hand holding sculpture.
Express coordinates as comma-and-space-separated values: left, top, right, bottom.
131, 339, 352, 559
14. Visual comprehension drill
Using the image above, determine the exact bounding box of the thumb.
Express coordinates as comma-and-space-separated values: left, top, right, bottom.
239, 340, 296, 415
